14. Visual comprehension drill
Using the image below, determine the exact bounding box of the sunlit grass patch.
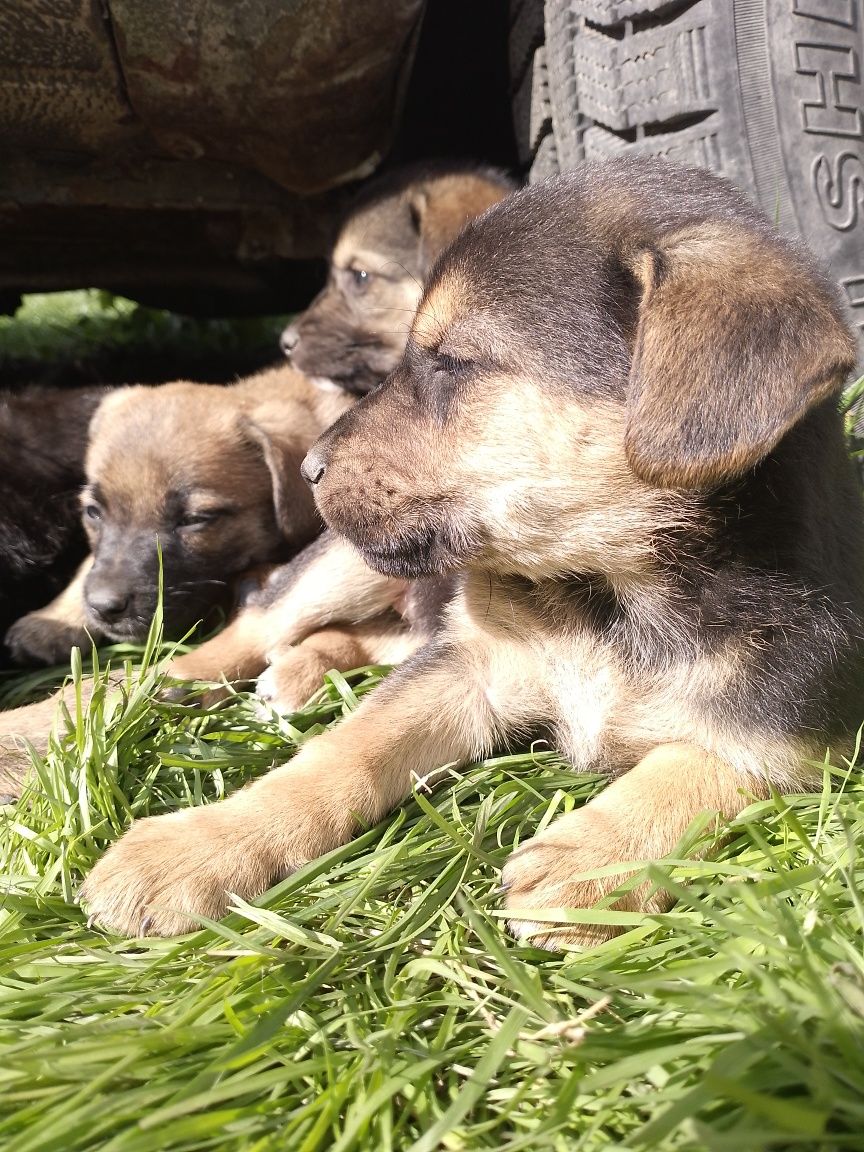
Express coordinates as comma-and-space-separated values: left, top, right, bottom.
0, 291, 287, 384
0, 620, 862, 1150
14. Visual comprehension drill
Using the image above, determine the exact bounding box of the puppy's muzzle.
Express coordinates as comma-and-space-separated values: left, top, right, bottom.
280, 322, 300, 358
85, 575, 131, 626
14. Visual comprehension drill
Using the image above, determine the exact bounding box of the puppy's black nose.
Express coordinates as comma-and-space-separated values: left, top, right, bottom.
301, 447, 327, 486
86, 585, 130, 622
280, 324, 299, 357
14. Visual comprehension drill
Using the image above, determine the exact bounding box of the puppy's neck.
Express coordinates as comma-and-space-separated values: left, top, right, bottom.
473, 566, 699, 669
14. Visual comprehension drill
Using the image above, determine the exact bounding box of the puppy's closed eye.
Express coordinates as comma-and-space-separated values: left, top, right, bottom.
435, 351, 475, 379
176, 507, 234, 532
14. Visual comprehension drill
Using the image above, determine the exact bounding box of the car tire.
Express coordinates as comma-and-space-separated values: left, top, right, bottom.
510, 0, 864, 366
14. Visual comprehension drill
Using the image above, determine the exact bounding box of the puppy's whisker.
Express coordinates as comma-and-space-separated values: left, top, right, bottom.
379, 258, 423, 293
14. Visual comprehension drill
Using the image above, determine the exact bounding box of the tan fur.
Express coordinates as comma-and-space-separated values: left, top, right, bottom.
503, 742, 770, 948
81, 565, 824, 938
82, 366, 349, 541
166, 609, 274, 687
164, 169, 513, 705
80, 636, 496, 936
0, 672, 121, 796
0, 366, 355, 794
329, 171, 511, 321
166, 534, 404, 688
399, 172, 511, 270
282, 166, 514, 393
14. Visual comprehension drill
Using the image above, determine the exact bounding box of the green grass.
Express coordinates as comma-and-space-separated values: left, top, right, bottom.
0, 291, 287, 384
0, 632, 862, 1151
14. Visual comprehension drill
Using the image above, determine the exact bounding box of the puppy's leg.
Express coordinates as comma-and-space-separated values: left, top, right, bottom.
166, 533, 404, 687
164, 609, 273, 687
5, 557, 97, 666
503, 742, 768, 949
0, 675, 104, 799
256, 615, 423, 713
81, 639, 528, 936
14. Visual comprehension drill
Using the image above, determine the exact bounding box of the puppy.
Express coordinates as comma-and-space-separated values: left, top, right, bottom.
5, 365, 352, 666
0, 386, 106, 657
168, 164, 515, 700
280, 162, 516, 394
82, 157, 863, 946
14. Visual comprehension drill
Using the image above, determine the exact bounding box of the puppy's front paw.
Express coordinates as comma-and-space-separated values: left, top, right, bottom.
5, 613, 92, 666
256, 647, 331, 714
80, 805, 279, 936
163, 645, 264, 708
502, 805, 668, 950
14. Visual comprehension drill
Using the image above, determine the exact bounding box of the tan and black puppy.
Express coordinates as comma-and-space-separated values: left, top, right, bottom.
280, 162, 516, 394
82, 158, 864, 945
5, 365, 353, 665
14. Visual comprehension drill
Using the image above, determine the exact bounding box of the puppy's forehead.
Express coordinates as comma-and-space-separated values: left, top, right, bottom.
86, 386, 249, 506
333, 197, 418, 273
417, 193, 632, 390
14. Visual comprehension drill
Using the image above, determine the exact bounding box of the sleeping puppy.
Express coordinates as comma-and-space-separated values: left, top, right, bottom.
0, 386, 106, 657
280, 161, 516, 394
168, 164, 516, 699
5, 365, 352, 665
81, 157, 864, 945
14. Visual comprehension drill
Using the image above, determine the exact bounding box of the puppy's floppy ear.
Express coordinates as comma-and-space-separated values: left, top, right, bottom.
240, 417, 321, 544
407, 186, 438, 271
624, 221, 856, 490
408, 175, 511, 273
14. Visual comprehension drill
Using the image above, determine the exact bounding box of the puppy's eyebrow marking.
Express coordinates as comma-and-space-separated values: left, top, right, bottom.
411, 306, 447, 348
412, 277, 464, 346
164, 486, 237, 515
437, 318, 509, 370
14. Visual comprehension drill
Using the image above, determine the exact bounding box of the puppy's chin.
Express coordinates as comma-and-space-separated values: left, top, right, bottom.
85, 603, 216, 645
341, 525, 475, 581
291, 347, 382, 397
84, 610, 151, 644
309, 375, 347, 394
331, 365, 390, 397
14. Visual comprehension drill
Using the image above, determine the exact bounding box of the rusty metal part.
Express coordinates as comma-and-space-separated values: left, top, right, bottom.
108, 0, 425, 194
0, 0, 425, 306
0, 1, 135, 153
0, 0, 424, 193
